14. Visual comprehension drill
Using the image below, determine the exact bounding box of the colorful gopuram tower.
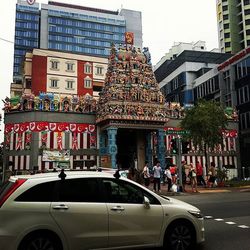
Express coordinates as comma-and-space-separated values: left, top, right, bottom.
96, 44, 168, 169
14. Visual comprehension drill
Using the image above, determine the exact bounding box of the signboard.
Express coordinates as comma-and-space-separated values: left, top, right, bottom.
165, 130, 189, 135
42, 149, 70, 162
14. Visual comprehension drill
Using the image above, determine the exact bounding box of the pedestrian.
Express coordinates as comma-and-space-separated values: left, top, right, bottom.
196, 161, 206, 187
164, 166, 172, 192
170, 164, 177, 184
190, 163, 198, 192
142, 161, 150, 188
181, 160, 187, 192
153, 161, 162, 193
208, 162, 216, 187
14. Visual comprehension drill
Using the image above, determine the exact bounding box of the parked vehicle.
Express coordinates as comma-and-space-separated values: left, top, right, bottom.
0, 170, 205, 250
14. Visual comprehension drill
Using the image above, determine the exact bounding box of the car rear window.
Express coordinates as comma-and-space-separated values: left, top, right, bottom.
15, 181, 57, 202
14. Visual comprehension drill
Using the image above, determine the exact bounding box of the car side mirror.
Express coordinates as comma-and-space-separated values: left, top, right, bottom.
143, 196, 150, 209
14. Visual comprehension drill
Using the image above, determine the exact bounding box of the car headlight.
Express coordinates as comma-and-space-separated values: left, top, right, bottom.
188, 210, 204, 218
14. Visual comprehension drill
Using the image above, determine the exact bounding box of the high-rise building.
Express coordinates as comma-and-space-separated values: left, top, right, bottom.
217, 0, 250, 54
14, 0, 40, 83
13, 0, 142, 83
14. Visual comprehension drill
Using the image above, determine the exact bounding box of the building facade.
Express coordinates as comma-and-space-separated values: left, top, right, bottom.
154, 50, 232, 106
216, 47, 250, 176
154, 41, 209, 71
13, 0, 142, 83
13, 49, 108, 98
217, 0, 250, 54
14, 0, 40, 83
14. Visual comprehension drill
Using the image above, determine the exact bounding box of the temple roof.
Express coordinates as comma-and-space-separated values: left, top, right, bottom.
96, 44, 168, 127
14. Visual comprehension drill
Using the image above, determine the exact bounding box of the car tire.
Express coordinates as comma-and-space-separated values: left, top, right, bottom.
164, 220, 196, 250
18, 231, 63, 250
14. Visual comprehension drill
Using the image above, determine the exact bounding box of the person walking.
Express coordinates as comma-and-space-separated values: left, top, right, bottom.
153, 161, 162, 193
190, 163, 198, 192
164, 166, 172, 192
208, 162, 216, 187
142, 161, 150, 188
196, 161, 206, 187
170, 164, 177, 184
181, 160, 188, 192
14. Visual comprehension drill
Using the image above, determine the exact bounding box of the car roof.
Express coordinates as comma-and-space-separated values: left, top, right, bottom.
9, 170, 117, 181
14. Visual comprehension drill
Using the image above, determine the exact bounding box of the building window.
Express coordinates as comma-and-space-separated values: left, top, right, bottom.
96, 66, 104, 75
84, 78, 92, 88
225, 42, 231, 47
51, 60, 59, 70
66, 62, 74, 71
222, 5, 228, 11
224, 33, 230, 38
66, 80, 74, 89
223, 14, 229, 20
84, 63, 92, 74
245, 19, 250, 25
50, 79, 58, 88
245, 9, 250, 15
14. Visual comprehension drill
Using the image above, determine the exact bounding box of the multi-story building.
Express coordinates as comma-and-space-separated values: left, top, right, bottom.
14, 49, 108, 98
217, 0, 250, 54
154, 49, 232, 106
154, 41, 209, 71
14, 0, 40, 83
13, 0, 142, 83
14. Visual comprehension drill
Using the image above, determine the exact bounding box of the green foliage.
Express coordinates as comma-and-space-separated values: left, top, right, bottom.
180, 100, 228, 150
216, 168, 228, 182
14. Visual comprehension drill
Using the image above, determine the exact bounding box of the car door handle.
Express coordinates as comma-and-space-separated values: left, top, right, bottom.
52, 204, 69, 210
111, 206, 125, 212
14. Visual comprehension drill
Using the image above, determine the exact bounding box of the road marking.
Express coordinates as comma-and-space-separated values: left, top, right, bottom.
238, 225, 250, 229
204, 216, 213, 219
205, 215, 250, 229
225, 222, 236, 225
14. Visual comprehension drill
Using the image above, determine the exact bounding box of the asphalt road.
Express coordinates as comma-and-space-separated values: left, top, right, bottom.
176, 191, 250, 250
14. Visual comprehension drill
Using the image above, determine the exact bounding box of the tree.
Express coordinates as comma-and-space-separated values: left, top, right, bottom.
180, 100, 228, 169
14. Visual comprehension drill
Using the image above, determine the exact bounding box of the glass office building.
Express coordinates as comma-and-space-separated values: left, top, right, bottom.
14, 1, 40, 83
13, 0, 142, 83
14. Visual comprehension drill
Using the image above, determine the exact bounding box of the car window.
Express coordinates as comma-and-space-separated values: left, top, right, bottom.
15, 181, 56, 202
55, 178, 102, 202
102, 178, 160, 205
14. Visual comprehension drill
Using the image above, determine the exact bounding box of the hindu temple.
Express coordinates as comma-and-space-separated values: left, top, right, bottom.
96, 44, 168, 170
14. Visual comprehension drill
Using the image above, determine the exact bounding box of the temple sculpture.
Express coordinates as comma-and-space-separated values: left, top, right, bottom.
96, 44, 168, 123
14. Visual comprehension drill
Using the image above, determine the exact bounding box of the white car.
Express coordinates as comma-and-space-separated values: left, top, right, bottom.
0, 170, 205, 250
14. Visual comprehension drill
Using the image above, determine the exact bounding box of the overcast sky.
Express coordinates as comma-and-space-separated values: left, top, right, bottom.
0, 0, 218, 141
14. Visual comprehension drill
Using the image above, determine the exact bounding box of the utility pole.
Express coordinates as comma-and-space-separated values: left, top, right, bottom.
176, 136, 183, 192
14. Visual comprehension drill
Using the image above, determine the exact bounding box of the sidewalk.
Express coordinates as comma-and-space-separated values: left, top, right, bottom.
147, 182, 250, 196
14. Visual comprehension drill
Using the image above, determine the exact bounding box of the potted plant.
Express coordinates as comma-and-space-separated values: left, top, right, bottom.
216, 168, 228, 187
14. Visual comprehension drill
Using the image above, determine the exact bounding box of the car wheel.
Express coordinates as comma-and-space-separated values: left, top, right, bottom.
18, 231, 63, 250
164, 221, 195, 250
